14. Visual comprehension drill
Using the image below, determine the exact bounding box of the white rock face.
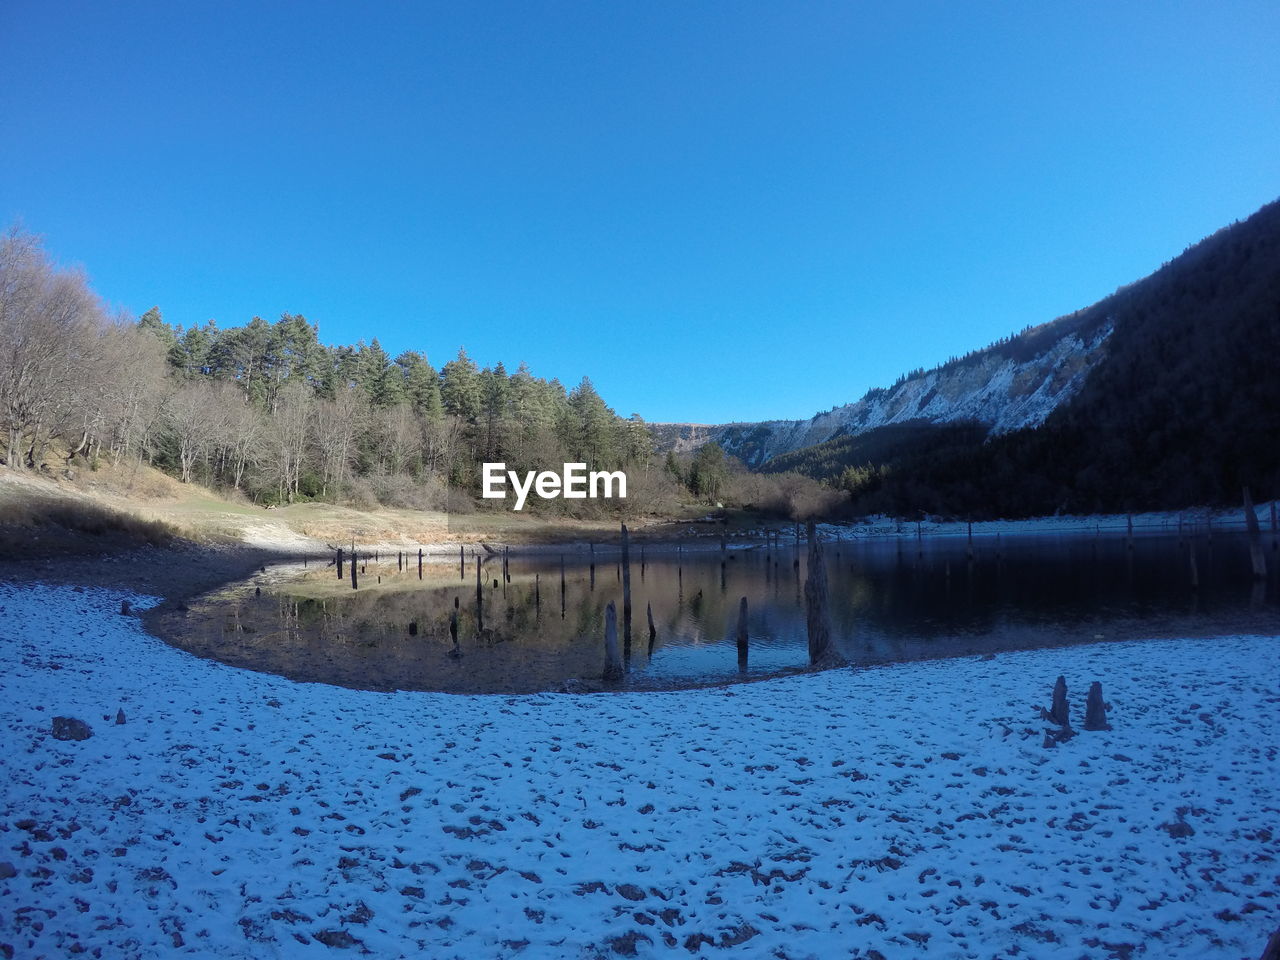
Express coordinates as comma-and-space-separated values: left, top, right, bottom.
658, 318, 1112, 466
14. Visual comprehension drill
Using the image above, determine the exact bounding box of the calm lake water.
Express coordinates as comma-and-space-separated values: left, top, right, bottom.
159, 531, 1280, 694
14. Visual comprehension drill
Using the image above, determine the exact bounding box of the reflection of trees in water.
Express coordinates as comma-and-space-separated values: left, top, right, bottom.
175, 533, 1278, 693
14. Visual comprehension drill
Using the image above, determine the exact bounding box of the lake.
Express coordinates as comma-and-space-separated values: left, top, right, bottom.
155, 530, 1280, 694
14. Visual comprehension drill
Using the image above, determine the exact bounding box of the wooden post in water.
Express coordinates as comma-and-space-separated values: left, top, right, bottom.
398, 551, 403, 572
640, 544, 646, 581
1127, 513, 1134, 550
804, 521, 836, 665
560, 554, 566, 618
350, 544, 358, 590
459, 544, 465, 580
1189, 543, 1199, 590
602, 601, 624, 683
534, 573, 540, 612
1243, 487, 1267, 580
418, 547, 423, 580
621, 522, 633, 652
337, 547, 344, 580
967, 521, 974, 561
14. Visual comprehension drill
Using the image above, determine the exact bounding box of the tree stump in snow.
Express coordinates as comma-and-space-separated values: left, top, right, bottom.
1043, 675, 1070, 727
1084, 681, 1111, 731
1257, 927, 1280, 960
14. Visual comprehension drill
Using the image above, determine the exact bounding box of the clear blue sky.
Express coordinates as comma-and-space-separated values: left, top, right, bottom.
2, 2, 1277, 424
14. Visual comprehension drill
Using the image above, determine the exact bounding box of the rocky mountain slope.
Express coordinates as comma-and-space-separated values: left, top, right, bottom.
654, 311, 1113, 467
654, 199, 1276, 471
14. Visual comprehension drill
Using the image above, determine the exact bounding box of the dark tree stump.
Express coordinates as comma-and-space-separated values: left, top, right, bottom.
1084, 681, 1111, 731
1044, 675, 1070, 727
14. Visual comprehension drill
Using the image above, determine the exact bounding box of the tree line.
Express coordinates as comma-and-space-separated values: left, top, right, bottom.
1, 225, 840, 520
0, 226, 659, 513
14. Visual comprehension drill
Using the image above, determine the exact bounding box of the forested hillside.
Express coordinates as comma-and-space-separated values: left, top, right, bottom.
781, 198, 1280, 517
0, 227, 658, 513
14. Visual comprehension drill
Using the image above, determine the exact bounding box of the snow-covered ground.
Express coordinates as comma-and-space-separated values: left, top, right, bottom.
814, 502, 1280, 543
1, 580, 1277, 959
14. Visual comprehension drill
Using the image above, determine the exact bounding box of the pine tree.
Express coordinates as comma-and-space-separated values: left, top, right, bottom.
440, 347, 481, 422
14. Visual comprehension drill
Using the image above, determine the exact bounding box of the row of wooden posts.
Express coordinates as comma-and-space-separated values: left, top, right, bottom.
600, 519, 837, 682
330, 519, 838, 684
328, 488, 1273, 680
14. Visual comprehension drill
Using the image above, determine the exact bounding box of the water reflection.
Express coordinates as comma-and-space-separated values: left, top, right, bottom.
159, 532, 1279, 694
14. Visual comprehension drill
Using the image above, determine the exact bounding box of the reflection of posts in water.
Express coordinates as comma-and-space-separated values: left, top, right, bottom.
449, 608, 460, 658
641, 544, 646, 581
736, 596, 749, 673
621, 522, 633, 651
804, 521, 835, 665
967, 520, 974, 560
1243, 487, 1267, 580
602, 601, 624, 682
647, 601, 657, 655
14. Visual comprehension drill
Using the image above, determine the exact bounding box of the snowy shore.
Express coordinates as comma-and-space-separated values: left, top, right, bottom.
1, 580, 1277, 959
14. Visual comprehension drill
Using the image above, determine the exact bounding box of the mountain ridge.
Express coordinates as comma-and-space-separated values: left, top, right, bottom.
653, 198, 1276, 474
